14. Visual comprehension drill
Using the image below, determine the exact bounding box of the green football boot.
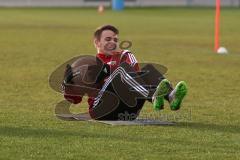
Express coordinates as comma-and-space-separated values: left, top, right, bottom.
169, 81, 188, 110
152, 79, 171, 110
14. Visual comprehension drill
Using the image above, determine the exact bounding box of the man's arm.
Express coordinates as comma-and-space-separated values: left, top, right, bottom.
121, 50, 140, 72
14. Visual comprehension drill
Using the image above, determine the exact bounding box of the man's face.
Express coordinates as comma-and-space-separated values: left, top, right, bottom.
94, 30, 119, 55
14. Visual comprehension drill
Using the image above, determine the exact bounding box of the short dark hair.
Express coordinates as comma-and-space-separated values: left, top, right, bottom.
94, 25, 119, 41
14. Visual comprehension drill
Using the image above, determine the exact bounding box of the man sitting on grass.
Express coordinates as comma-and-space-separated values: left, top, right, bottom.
62, 24, 188, 120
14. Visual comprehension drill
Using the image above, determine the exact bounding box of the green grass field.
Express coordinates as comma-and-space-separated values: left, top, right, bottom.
0, 7, 240, 160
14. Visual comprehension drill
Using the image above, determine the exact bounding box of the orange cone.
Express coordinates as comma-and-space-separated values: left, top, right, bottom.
98, 4, 104, 14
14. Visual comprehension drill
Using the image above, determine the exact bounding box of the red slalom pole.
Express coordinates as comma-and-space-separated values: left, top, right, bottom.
214, 0, 221, 52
